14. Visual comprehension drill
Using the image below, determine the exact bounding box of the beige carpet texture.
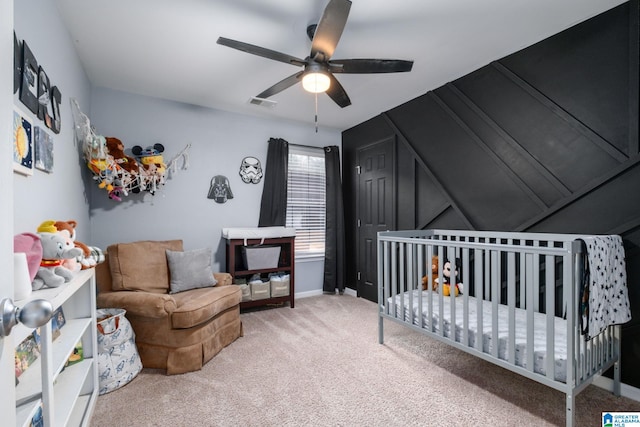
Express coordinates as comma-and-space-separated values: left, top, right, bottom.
90, 294, 639, 426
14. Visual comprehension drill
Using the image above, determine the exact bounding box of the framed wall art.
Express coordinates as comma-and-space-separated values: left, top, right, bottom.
19, 41, 39, 114
13, 108, 34, 176
34, 126, 53, 173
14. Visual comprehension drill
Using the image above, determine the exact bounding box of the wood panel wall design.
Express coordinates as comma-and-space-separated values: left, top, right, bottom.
342, 1, 640, 386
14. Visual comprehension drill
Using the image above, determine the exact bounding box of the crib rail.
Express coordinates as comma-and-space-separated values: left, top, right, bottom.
377, 229, 622, 427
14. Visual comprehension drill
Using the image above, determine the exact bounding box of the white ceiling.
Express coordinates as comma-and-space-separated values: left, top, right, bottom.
54, 0, 625, 131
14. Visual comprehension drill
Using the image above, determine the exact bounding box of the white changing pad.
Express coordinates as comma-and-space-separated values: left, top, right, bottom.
387, 289, 569, 382
222, 227, 296, 240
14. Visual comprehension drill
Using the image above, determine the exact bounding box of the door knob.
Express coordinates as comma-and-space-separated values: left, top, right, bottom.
0, 298, 53, 337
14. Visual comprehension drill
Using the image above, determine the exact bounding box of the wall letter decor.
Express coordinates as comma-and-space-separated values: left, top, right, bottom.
50, 86, 62, 134
14, 32, 21, 95
37, 66, 53, 128
19, 41, 39, 114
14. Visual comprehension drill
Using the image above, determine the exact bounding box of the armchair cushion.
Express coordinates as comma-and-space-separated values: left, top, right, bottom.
171, 284, 240, 329
108, 239, 183, 293
166, 247, 217, 294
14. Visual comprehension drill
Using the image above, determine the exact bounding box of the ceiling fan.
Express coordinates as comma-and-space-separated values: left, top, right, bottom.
217, 0, 414, 108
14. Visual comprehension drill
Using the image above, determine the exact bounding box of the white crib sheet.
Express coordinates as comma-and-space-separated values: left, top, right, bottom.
387, 289, 569, 382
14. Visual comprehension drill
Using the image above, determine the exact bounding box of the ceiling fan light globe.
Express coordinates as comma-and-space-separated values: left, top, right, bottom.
302, 72, 330, 93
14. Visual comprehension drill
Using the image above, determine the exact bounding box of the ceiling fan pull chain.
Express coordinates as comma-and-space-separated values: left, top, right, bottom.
315, 92, 319, 133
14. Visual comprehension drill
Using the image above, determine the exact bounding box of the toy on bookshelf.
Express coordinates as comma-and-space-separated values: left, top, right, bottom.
15, 332, 40, 378
65, 340, 84, 368
51, 306, 66, 340
30, 402, 43, 427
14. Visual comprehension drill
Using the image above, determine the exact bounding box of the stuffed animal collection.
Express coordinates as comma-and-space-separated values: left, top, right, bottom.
14, 221, 103, 290
422, 255, 463, 297
72, 97, 190, 201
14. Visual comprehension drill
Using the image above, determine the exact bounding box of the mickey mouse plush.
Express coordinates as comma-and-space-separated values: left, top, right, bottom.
436, 258, 463, 297
423, 255, 463, 296
132, 143, 167, 194
132, 143, 166, 175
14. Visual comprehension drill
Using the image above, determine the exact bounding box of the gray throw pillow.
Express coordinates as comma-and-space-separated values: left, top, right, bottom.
166, 248, 217, 294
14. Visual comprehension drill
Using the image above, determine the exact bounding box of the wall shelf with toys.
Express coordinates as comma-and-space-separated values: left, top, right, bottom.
70, 98, 191, 201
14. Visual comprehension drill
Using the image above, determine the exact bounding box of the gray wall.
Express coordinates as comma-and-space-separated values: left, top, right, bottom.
12, 1, 342, 297
88, 87, 340, 294
13, 0, 92, 239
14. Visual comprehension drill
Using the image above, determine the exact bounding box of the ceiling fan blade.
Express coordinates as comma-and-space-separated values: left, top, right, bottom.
325, 73, 351, 108
217, 37, 307, 67
329, 59, 414, 74
310, 0, 352, 62
256, 71, 305, 99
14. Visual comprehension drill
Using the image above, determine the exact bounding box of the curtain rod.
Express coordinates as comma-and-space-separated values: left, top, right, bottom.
269, 139, 336, 151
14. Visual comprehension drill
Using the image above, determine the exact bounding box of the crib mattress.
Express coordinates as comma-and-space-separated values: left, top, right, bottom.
387, 289, 569, 382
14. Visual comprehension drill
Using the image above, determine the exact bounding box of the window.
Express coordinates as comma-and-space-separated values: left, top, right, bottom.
286, 145, 325, 259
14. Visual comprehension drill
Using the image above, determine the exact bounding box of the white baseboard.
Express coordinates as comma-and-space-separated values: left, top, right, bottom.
295, 289, 324, 299
594, 375, 640, 402
344, 287, 357, 297
295, 287, 358, 299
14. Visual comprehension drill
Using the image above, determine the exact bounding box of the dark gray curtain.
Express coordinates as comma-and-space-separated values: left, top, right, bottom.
258, 138, 289, 227
323, 146, 346, 293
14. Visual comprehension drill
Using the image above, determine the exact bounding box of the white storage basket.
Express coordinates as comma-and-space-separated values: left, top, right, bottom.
96, 308, 142, 395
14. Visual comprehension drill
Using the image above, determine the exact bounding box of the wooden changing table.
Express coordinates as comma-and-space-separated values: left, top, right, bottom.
223, 227, 295, 309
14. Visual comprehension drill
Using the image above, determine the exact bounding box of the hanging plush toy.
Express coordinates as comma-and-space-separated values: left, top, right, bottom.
105, 137, 140, 196
132, 144, 167, 194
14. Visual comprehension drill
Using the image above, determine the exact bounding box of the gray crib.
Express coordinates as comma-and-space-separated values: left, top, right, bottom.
377, 229, 625, 427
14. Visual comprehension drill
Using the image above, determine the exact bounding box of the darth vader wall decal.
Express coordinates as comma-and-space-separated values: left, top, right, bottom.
207, 175, 234, 203
239, 156, 263, 184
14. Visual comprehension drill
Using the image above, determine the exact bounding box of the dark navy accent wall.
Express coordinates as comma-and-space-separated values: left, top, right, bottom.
343, 1, 640, 386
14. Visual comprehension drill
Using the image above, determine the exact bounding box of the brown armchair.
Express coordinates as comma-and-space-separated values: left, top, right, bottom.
95, 240, 242, 375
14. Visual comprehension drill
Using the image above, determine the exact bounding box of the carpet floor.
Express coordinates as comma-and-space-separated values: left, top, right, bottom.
90, 294, 639, 426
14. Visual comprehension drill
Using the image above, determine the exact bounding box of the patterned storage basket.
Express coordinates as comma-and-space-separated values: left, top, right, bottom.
96, 308, 142, 395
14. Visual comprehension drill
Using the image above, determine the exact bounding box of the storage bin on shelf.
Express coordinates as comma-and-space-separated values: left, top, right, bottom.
250, 280, 271, 300
270, 274, 290, 297
242, 245, 281, 270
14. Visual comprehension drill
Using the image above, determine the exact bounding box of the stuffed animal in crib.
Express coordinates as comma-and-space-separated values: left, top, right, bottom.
435, 258, 463, 297
421, 255, 439, 291
32, 221, 83, 290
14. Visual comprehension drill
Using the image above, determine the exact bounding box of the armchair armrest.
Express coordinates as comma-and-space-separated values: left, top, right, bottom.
214, 272, 232, 286
97, 290, 177, 319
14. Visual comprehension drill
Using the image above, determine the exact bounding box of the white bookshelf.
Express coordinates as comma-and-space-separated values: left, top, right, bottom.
14, 269, 98, 427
